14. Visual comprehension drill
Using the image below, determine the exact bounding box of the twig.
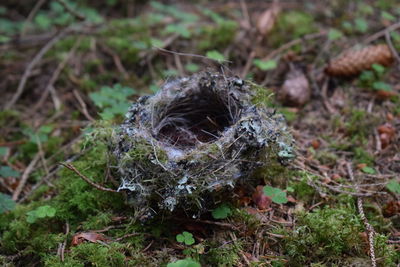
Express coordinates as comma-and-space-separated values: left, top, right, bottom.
33, 37, 82, 112
99, 43, 129, 79
363, 21, 400, 44
55, 0, 85, 21
346, 163, 376, 267
61, 223, 70, 262
60, 163, 119, 193
195, 219, 239, 230
174, 53, 185, 76
72, 90, 95, 121
262, 31, 326, 61
241, 51, 256, 79
5, 28, 70, 110
21, 0, 47, 36
113, 233, 142, 242
36, 135, 50, 176
12, 153, 41, 200
385, 30, 400, 70
156, 47, 232, 63
141, 240, 154, 252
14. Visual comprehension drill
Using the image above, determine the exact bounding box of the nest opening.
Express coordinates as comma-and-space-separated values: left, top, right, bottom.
153, 88, 239, 148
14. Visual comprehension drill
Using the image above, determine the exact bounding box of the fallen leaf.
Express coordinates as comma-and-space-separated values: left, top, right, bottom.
375, 89, 397, 100
71, 232, 109, 246
378, 123, 396, 148
356, 163, 367, 170
256, 3, 280, 37
311, 139, 320, 149
383, 201, 400, 217
278, 65, 310, 107
252, 185, 272, 210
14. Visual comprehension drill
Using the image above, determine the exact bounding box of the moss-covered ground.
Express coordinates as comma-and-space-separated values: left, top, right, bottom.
1, 0, 400, 266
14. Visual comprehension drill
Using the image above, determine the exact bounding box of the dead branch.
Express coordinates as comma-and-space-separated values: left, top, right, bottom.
346, 163, 376, 267
60, 163, 119, 193
5, 28, 70, 110
12, 153, 41, 201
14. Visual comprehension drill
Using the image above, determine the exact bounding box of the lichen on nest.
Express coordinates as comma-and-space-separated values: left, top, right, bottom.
113, 71, 295, 219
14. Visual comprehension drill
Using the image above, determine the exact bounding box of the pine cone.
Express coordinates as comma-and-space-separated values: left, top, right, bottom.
325, 44, 394, 77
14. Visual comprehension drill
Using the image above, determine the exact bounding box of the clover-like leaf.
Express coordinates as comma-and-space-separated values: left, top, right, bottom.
211, 204, 232, 219
386, 180, 400, 194
263, 186, 288, 204
176, 231, 195, 245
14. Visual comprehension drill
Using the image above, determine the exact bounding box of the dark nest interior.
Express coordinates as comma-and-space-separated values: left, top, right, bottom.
152, 88, 241, 148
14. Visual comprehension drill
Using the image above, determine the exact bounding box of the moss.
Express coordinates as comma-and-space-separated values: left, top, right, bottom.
44, 242, 126, 267
315, 149, 339, 167
345, 108, 379, 143
353, 147, 374, 165
289, 174, 316, 203
52, 144, 125, 224
249, 82, 274, 108
279, 206, 365, 265
374, 234, 399, 266
202, 240, 242, 267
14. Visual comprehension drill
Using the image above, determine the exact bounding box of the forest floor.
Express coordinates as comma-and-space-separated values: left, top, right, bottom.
1, 0, 400, 266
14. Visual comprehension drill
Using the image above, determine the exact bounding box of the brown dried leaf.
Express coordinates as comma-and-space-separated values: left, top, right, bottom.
256, 3, 280, 37
383, 201, 400, 217
278, 66, 310, 107
378, 123, 396, 148
252, 185, 272, 210
375, 89, 397, 100
71, 232, 109, 246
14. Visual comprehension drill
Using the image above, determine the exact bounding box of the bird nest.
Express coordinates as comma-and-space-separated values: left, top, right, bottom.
113, 71, 294, 220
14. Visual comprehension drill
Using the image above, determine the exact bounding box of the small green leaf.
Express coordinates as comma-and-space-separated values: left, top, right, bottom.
328, 28, 343, 40
164, 24, 191, 38
263, 186, 288, 204
286, 186, 295, 193
35, 14, 52, 30
361, 166, 376, 174
0, 166, 20, 178
176, 234, 185, 243
386, 180, 400, 194
253, 59, 277, 71
354, 18, 368, 33
0, 193, 16, 214
167, 257, 201, 267
176, 231, 195, 245
206, 50, 225, 62
26, 205, 56, 223
371, 64, 385, 75
381, 11, 395, 21
372, 82, 392, 92
185, 63, 200, 73
211, 204, 232, 219
0, 147, 8, 156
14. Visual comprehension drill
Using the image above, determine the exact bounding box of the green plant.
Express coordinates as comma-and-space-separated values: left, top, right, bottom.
167, 258, 201, 267
0, 193, 15, 214
205, 50, 225, 62
89, 84, 136, 120
26, 205, 56, 223
280, 207, 364, 265
253, 59, 277, 71
386, 180, 400, 194
211, 204, 232, 219
361, 166, 376, 174
176, 231, 195, 246
263, 186, 288, 204
0, 166, 20, 178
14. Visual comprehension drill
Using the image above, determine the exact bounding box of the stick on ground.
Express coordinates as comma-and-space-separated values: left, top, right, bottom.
60, 163, 119, 193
